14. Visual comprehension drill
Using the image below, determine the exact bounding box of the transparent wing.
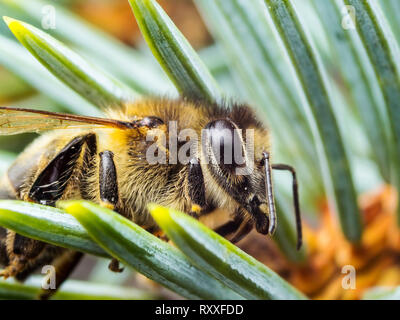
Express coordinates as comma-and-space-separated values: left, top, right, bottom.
0, 107, 133, 135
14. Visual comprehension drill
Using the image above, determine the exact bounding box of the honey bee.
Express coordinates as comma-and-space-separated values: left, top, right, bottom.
0, 98, 302, 298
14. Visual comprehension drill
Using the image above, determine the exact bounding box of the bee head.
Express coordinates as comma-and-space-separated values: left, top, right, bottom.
202, 117, 271, 235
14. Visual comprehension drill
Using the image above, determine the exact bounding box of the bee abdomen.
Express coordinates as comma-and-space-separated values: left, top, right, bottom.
0, 178, 13, 266
7, 149, 43, 199
0, 175, 17, 200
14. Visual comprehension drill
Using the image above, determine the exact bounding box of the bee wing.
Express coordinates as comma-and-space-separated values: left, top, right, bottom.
0, 107, 134, 135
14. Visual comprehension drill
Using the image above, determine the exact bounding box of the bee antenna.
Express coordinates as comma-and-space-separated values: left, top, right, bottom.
271, 163, 303, 250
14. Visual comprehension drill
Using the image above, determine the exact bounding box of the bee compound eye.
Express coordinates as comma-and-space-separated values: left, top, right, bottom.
204, 119, 244, 169
138, 116, 164, 128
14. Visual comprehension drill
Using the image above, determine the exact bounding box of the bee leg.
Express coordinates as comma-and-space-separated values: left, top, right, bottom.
0, 178, 17, 267
14, 245, 64, 282
0, 183, 40, 277
0, 227, 8, 267
0, 232, 46, 279
108, 258, 124, 273
98, 151, 123, 273
213, 208, 254, 243
38, 250, 83, 300
99, 151, 119, 209
230, 221, 253, 243
187, 158, 207, 217
214, 216, 243, 237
